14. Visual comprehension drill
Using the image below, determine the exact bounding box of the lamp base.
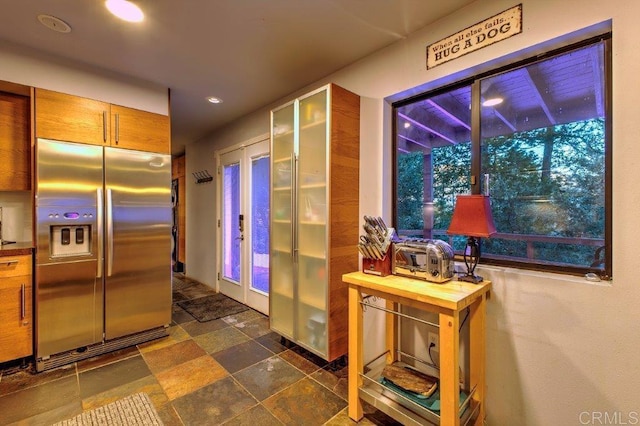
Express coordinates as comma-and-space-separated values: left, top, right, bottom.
457, 273, 484, 284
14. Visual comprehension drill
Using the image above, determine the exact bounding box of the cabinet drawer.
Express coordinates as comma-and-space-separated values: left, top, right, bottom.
0, 255, 32, 278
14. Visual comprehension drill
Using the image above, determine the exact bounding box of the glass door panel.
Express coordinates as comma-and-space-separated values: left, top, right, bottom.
250, 155, 269, 294
270, 103, 296, 338
296, 89, 328, 354
222, 162, 241, 283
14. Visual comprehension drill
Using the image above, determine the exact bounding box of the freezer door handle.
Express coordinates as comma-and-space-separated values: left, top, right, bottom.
106, 188, 114, 277
97, 188, 104, 278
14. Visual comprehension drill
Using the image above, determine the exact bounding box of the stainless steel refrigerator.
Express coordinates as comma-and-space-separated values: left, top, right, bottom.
35, 139, 172, 371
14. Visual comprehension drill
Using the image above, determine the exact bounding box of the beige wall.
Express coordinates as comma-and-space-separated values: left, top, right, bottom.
187, 0, 639, 424
0, 40, 168, 115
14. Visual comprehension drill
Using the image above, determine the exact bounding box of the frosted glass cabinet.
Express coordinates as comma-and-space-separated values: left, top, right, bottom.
270, 83, 360, 361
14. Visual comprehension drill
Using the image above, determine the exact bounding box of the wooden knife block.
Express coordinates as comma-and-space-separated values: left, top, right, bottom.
362, 250, 391, 276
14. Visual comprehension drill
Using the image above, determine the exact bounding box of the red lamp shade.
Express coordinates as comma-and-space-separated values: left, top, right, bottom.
447, 195, 496, 238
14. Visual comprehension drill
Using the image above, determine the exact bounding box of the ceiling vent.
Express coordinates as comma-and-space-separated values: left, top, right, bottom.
38, 14, 72, 33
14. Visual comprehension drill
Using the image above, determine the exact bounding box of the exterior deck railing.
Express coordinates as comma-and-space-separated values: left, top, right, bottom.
399, 229, 604, 262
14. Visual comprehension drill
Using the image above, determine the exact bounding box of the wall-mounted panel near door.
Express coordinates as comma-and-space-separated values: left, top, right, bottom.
217, 138, 270, 315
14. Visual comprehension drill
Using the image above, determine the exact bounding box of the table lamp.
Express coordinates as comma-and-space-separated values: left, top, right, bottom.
447, 195, 496, 283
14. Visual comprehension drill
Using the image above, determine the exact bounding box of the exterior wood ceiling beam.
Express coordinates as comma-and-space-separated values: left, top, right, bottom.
522, 67, 557, 125
398, 112, 457, 145
426, 99, 471, 130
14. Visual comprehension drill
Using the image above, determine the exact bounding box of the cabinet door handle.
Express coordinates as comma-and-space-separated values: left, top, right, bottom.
20, 283, 26, 320
115, 113, 120, 144
103, 111, 108, 142
290, 156, 296, 260
0, 260, 18, 266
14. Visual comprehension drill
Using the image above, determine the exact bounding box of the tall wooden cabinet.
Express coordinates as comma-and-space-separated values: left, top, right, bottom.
0, 255, 33, 363
269, 83, 360, 361
34, 88, 170, 154
0, 90, 30, 191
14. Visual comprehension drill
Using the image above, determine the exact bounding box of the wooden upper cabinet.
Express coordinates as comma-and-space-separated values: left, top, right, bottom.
0, 91, 31, 191
35, 88, 170, 154
111, 105, 170, 154
35, 88, 110, 146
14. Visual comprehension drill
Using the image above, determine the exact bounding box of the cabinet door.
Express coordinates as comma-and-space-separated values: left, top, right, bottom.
0, 92, 30, 190
35, 88, 110, 146
0, 256, 32, 363
296, 89, 329, 354
270, 103, 296, 339
111, 105, 170, 154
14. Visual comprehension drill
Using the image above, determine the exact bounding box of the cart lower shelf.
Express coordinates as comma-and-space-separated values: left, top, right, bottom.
360, 356, 480, 426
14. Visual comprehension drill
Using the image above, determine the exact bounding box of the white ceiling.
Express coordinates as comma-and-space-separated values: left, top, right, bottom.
0, 0, 477, 155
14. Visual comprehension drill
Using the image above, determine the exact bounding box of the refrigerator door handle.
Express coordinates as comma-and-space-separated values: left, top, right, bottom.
97, 188, 104, 278
106, 188, 114, 277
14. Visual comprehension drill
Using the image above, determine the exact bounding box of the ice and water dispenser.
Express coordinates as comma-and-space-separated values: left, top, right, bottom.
45, 211, 93, 258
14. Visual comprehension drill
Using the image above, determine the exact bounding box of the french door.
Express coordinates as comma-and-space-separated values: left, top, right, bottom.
217, 138, 270, 314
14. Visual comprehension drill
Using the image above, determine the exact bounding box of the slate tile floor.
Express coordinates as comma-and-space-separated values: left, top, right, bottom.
0, 274, 400, 425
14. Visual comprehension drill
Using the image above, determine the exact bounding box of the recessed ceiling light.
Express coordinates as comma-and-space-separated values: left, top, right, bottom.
105, 0, 144, 23
482, 97, 504, 107
207, 96, 223, 104
38, 15, 72, 33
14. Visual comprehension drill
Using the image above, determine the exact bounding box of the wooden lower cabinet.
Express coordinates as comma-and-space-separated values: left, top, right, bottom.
0, 255, 33, 363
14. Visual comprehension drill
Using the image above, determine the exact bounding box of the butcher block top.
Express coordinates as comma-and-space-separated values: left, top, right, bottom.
342, 271, 491, 313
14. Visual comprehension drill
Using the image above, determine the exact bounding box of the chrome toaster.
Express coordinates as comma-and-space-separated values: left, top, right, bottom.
392, 238, 455, 283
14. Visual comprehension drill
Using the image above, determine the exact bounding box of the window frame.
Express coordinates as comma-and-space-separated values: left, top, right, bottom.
392, 33, 612, 279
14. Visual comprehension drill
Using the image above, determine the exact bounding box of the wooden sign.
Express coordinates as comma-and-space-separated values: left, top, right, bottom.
426, 4, 522, 69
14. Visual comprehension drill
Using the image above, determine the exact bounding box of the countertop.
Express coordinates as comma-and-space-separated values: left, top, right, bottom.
0, 241, 34, 257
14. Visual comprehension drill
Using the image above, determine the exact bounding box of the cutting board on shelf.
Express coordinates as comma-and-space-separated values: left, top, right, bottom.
381, 363, 438, 397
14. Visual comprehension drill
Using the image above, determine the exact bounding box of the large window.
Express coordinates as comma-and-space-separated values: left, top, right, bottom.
394, 36, 611, 278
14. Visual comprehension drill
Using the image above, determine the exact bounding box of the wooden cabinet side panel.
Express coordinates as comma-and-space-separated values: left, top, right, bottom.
111, 105, 170, 154
178, 176, 186, 264
0, 92, 30, 190
172, 155, 185, 178
172, 156, 186, 264
35, 89, 109, 146
327, 84, 360, 361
